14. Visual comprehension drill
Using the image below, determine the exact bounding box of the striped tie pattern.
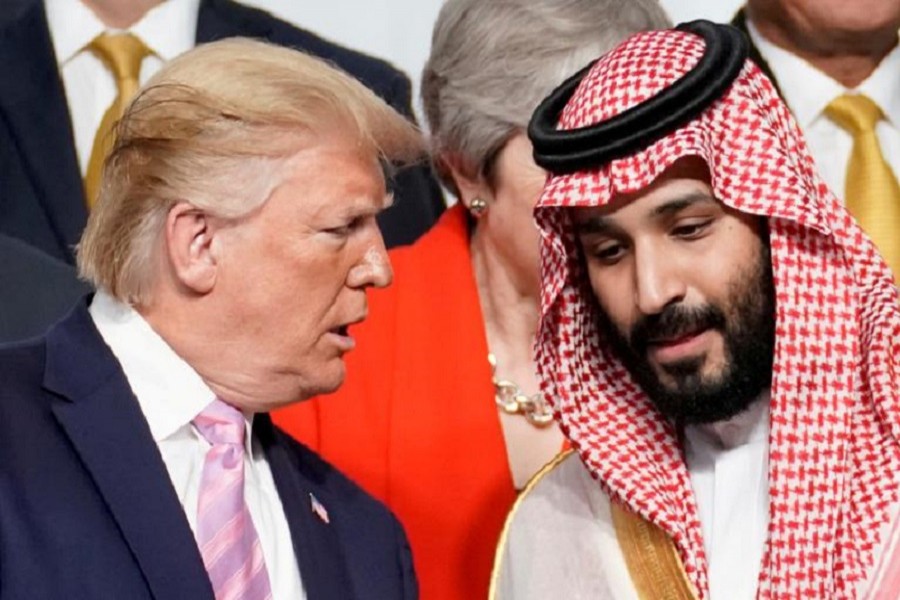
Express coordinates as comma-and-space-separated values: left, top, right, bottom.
194, 399, 273, 600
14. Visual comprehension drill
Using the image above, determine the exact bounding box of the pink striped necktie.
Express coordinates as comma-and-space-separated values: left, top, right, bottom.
193, 399, 273, 600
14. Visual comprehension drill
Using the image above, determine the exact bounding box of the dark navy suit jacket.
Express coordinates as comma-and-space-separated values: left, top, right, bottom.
0, 233, 89, 343
0, 0, 444, 263
0, 301, 418, 599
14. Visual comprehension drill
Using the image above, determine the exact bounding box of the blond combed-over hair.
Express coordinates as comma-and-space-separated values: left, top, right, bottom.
78, 38, 425, 306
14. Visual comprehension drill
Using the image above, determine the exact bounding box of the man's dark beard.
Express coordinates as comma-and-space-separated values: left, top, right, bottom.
599, 243, 776, 425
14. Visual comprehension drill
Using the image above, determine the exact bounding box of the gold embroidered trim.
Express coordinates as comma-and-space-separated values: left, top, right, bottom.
610, 502, 697, 600
489, 449, 696, 600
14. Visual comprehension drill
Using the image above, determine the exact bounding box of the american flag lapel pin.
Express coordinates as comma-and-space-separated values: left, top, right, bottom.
310, 493, 330, 524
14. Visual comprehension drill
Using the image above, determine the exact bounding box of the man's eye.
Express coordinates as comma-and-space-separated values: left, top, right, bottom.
672, 219, 713, 239
324, 217, 364, 237
325, 225, 351, 236
591, 242, 625, 264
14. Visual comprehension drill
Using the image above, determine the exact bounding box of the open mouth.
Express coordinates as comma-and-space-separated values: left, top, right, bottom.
331, 324, 350, 337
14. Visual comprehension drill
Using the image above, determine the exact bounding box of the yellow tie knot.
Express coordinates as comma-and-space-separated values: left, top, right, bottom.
825, 94, 884, 136
88, 32, 151, 85
83, 33, 152, 209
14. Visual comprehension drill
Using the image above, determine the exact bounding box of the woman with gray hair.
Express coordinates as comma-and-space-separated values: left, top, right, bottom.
274, 1, 671, 598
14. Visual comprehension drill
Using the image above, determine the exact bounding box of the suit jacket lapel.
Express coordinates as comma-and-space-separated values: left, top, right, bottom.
257, 416, 354, 600
0, 2, 87, 262
44, 303, 214, 600
195, 0, 272, 43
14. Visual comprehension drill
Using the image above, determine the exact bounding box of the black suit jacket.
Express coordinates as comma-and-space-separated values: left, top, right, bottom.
0, 0, 443, 263
0, 233, 89, 342
0, 300, 418, 599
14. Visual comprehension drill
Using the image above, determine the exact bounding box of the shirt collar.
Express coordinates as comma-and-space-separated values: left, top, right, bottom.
89, 290, 256, 450
45, 0, 200, 66
858, 42, 900, 129
745, 19, 844, 130
748, 19, 900, 129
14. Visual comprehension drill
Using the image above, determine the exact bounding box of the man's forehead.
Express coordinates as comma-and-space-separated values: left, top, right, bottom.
571, 160, 716, 225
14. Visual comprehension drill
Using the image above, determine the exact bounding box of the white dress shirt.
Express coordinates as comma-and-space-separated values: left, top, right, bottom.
89, 291, 306, 600
746, 21, 900, 204
684, 396, 770, 600
44, 0, 200, 175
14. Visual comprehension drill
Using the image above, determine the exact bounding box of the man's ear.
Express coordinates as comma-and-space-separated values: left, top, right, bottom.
165, 202, 218, 294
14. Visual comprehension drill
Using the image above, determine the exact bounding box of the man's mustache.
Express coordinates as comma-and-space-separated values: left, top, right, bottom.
628, 304, 727, 355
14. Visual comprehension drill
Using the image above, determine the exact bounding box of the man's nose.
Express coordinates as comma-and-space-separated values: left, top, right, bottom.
633, 242, 686, 316
349, 226, 393, 289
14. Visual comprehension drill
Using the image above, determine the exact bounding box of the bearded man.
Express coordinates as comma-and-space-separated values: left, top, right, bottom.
491, 21, 900, 600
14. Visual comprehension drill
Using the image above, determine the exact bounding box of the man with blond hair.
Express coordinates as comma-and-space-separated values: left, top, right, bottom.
0, 38, 420, 600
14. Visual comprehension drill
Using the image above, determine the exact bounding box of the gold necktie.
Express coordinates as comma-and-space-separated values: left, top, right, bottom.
83, 33, 151, 209
825, 94, 900, 280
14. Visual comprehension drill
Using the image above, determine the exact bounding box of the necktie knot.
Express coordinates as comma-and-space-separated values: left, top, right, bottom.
88, 32, 151, 84
825, 94, 884, 136
193, 399, 246, 447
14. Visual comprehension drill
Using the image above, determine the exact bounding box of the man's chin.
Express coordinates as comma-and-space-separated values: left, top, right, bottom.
304, 366, 347, 399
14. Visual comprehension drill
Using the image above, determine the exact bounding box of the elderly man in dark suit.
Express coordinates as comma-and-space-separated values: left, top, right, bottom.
0, 0, 443, 266
732, 0, 900, 278
0, 38, 419, 600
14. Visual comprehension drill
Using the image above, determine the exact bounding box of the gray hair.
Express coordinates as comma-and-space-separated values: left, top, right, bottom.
422, 0, 671, 189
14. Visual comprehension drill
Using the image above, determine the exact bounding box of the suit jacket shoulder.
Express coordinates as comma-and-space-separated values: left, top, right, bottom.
0, 235, 90, 342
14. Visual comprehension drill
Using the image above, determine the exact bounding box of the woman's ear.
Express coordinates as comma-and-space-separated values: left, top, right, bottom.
164, 202, 218, 295
441, 153, 490, 211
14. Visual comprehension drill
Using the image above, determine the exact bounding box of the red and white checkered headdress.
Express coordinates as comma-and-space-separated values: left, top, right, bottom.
531, 22, 900, 598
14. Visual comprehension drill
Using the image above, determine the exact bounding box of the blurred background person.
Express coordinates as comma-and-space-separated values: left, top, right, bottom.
733, 0, 900, 277
273, 1, 671, 598
0, 234, 89, 343
0, 0, 443, 269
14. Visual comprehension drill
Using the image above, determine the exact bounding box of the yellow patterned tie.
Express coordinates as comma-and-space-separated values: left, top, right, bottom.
83, 33, 151, 209
825, 94, 900, 280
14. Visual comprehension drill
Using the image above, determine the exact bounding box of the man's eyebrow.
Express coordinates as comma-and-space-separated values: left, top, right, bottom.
338, 193, 394, 221
650, 192, 717, 218
574, 192, 717, 235
574, 215, 615, 236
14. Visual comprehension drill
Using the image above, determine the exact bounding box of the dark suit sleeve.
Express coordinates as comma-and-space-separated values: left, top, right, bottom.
0, 234, 90, 342
391, 511, 419, 600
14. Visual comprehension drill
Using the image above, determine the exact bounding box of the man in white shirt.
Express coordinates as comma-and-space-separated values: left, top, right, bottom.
0, 38, 421, 600
492, 21, 900, 599
732, 0, 900, 275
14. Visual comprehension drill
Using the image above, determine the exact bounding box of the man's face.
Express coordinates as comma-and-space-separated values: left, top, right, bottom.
212, 133, 392, 408
573, 159, 776, 424
749, 0, 900, 52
